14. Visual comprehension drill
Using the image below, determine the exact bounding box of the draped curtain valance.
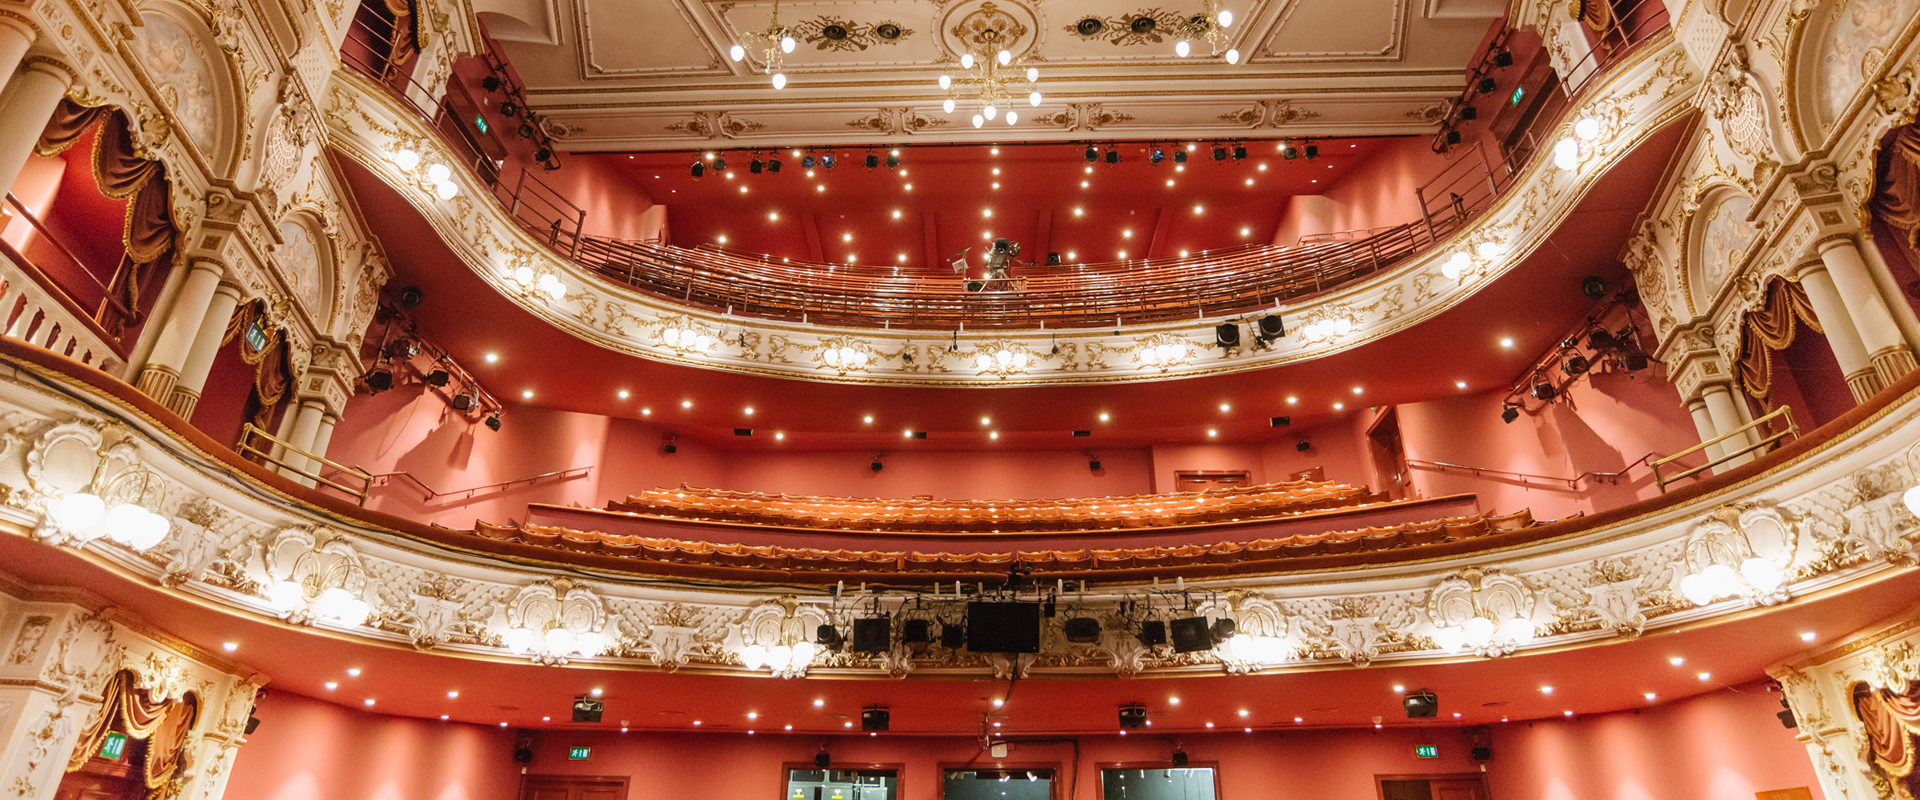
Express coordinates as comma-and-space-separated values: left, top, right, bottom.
1735, 277, 1823, 403
65, 670, 201, 794
33, 100, 182, 318
1854, 681, 1920, 799
221, 299, 292, 426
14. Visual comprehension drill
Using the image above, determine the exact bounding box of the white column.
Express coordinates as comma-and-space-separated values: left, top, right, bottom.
1702, 384, 1755, 468
135, 260, 223, 403
168, 282, 242, 419
1856, 235, 1920, 351
282, 399, 325, 487
1796, 262, 1881, 401
0, 16, 38, 97
124, 260, 192, 377
0, 57, 72, 204
1686, 398, 1726, 467
1818, 238, 1919, 388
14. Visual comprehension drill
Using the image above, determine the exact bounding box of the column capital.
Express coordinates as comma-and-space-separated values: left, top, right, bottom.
19, 54, 75, 84
290, 339, 357, 418
0, 9, 42, 40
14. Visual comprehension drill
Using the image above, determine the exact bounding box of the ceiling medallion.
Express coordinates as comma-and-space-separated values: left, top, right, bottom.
947, 1, 1032, 52
727, 0, 797, 89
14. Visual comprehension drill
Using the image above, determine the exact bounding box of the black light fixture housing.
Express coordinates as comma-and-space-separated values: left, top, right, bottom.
1501, 405, 1520, 424
499, 100, 518, 117
1209, 617, 1237, 644
1403, 690, 1439, 718
451, 390, 477, 411
862, 706, 890, 732
865, 153, 880, 169
815, 752, 832, 769
852, 618, 891, 653
1303, 143, 1319, 160
691, 162, 705, 178
1563, 354, 1590, 375
485, 413, 503, 431
1281, 144, 1298, 160
886, 153, 901, 169
1063, 617, 1101, 643
1173, 150, 1188, 163
902, 619, 932, 652
802, 155, 816, 168
750, 158, 764, 174
1118, 704, 1148, 729
1169, 617, 1212, 653
816, 623, 843, 647
1214, 323, 1241, 348
364, 367, 394, 394
1532, 378, 1558, 401
1171, 751, 1189, 767
1492, 48, 1514, 67
1150, 147, 1165, 164
1477, 76, 1498, 93
1138, 620, 1167, 646
481, 75, 503, 92
572, 697, 604, 722
1446, 129, 1463, 145
712, 156, 727, 171
1296, 439, 1311, 452
425, 368, 451, 387
533, 147, 553, 164
822, 154, 836, 170
1459, 105, 1478, 121
1212, 145, 1228, 161
767, 158, 782, 173
1105, 149, 1120, 165
1085, 145, 1099, 162
1232, 144, 1248, 161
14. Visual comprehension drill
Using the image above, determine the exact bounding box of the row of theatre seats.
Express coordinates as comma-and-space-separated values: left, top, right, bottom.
470, 508, 1546, 575
606, 478, 1385, 533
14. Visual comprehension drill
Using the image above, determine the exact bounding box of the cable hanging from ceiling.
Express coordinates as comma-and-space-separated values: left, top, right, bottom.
728, 0, 798, 89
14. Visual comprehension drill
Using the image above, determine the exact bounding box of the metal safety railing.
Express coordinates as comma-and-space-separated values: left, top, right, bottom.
237, 422, 375, 504
1650, 406, 1799, 492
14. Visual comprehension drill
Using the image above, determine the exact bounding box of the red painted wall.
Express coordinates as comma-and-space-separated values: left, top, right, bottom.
224, 690, 521, 800
1271, 138, 1454, 245
1487, 682, 1823, 800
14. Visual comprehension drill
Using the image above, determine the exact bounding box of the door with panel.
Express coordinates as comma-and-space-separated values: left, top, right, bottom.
518, 776, 630, 800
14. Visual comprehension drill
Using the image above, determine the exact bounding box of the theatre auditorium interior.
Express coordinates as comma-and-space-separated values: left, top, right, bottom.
10, 0, 1920, 797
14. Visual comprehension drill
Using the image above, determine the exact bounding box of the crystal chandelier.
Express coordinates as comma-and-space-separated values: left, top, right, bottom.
937, 36, 1040, 128
1174, 0, 1239, 64
727, 0, 797, 89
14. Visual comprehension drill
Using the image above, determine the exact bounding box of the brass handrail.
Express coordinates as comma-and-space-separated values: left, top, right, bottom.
237, 422, 374, 505
1650, 406, 1798, 492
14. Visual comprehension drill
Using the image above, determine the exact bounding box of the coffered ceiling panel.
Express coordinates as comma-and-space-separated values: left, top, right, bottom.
496, 0, 1504, 149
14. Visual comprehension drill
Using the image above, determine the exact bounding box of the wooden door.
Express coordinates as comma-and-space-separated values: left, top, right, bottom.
1376, 774, 1490, 800
519, 776, 630, 800
1173, 471, 1250, 491
1429, 778, 1489, 800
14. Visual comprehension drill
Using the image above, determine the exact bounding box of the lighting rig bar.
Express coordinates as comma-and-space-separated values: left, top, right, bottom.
361, 295, 506, 430
1499, 285, 1653, 423
659, 135, 1359, 178
477, 49, 562, 170
1431, 29, 1515, 154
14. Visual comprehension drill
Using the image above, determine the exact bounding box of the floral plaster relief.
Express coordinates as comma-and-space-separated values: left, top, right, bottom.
1703, 195, 1757, 295
138, 12, 219, 152
1817, 0, 1919, 127
277, 221, 324, 320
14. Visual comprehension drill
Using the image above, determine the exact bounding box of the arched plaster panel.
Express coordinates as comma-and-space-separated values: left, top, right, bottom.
1689, 191, 1760, 313
1802, 0, 1920, 144
135, 6, 239, 172
275, 217, 334, 327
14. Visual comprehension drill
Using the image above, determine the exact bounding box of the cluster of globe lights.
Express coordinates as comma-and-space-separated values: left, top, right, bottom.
1679, 557, 1786, 606
1297, 316, 1355, 341
1553, 117, 1605, 171
661, 327, 717, 350
1138, 342, 1188, 367
823, 346, 868, 369
1440, 240, 1507, 280
1431, 615, 1536, 653
728, 35, 796, 90
46, 491, 171, 551
1217, 632, 1291, 666
267, 580, 373, 627
390, 149, 460, 200
1174, 3, 1239, 63
509, 265, 566, 299
740, 639, 818, 677
503, 624, 611, 662
938, 50, 1041, 129
974, 348, 1030, 371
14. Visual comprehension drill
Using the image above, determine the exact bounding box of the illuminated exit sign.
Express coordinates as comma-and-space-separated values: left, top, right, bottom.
99, 732, 129, 760
568, 746, 591, 761
1415, 745, 1439, 759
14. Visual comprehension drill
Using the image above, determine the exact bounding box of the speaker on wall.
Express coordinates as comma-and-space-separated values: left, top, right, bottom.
966, 603, 1041, 653
852, 618, 892, 653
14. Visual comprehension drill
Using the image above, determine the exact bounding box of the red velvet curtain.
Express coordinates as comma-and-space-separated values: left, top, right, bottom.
1875, 125, 1920, 245
381, 0, 420, 67
65, 670, 200, 793
1737, 278, 1823, 403
33, 100, 181, 318
220, 299, 292, 428
1855, 681, 1920, 797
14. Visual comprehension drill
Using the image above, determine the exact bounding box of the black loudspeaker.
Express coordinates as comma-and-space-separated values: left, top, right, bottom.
1296, 440, 1311, 452
815, 752, 831, 769
514, 747, 534, 763
1064, 617, 1101, 643
901, 619, 932, 645
940, 623, 966, 649
1271, 416, 1290, 427
398, 285, 425, 308
1458, 105, 1478, 121
1170, 617, 1212, 653
967, 603, 1041, 653
244, 716, 262, 735
1089, 459, 1102, 470
664, 443, 678, 454
1777, 708, 1798, 729
1118, 705, 1148, 729
1403, 690, 1438, 718
1470, 746, 1493, 761
1581, 275, 1609, 299
572, 698, 604, 722
1214, 323, 1240, 348
852, 618, 891, 652
1138, 620, 1167, 646
1047, 252, 1062, 266
862, 707, 890, 731
1171, 751, 1189, 767
1257, 315, 1285, 338
871, 461, 884, 472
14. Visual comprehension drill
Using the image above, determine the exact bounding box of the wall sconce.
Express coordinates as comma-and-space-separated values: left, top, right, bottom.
391, 148, 461, 200
508, 266, 565, 299
263, 533, 373, 627
1298, 315, 1354, 342
658, 321, 717, 355
499, 580, 612, 665
1553, 117, 1603, 171
818, 338, 872, 374
39, 429, 172, 552
1676, 506, 1795, 607
729, 598, 830, 678
1441, 239, 1506, 281
1427, 567, 1536, 656
973, 342, 1037, 377
1135, 335, 1194, 372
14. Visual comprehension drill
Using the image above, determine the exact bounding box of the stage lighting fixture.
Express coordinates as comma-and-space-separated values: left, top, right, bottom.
1138, 620, 1167, 646
816, 752, 831, 769
1776, 695, 1797, 729
1563, 354, 1590, 375
383, 338, 420, 360
862, 706, 890, 732
485, 413, 503, 431
816, 623, 843, 647
1586, 330, 1616, 351
1212, 145, 1228, 161
533, 147, 552, 164
1209, 618, 1237, 643
713, 156, 727, 171
1170, 617, 1212, 653
886, 153, 901, 169
573, 697, 604, 722
451, 390, 477, 411
750, 159, 764, 174
1622, 349, 1650, 371
1085, 145, 1099, 162
1064, 617, 1101, 643
1257, 315, 1285, 341
364, 367, 394, 393
663, 441, 677, 454
1501, 405, 1520, 424
1458, 105, 1478, 121
1471, 746, 1493, 761
1582, 275, 1610, 299
1477, 77, 1497, 93
822, 155, 837, 169
691, 162, 705, 178
852, 618, 891, 653
1173, 150, 1188, 163
1089, 458, 1101, 470
1532, 379, 1557, 401
941, 623, 966, 649
871, 460, 884, 472
517, 122, 535, 138
865, 153, 880, 169
967, 602, 1041, 653
1296, 440, 1311, 452
1151, 148, 1165, 164
902, 619, 932, 652
1119, 704, 1148, 729
1214, 323, 1241, 348
1105, 149, 1120, 165
398, 285, 425, 308
1492, 48, 1514, 67
499, 101, 518, 117
1446, 129, 1463, 145
767, 158, 782, 173
1047, 252, 1062, 265
1232, 144, 1248, 161
481, 75, 503, 92
1172, 751, 1189, 767
802, 155, 816, 168
1303, 143, 1319, 160
1281, 144, 1298, 160
1403, 690, 1439, 718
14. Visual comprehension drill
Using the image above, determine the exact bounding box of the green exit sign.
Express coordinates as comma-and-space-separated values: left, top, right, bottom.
1415, 744, 1439, 759
99, 732, 129, 760
568, 746, 591, 761
1510, 86, 1526, 106
474, 114, 490, 134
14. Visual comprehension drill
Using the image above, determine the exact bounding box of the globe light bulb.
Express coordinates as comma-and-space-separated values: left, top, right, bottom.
393, 149, 420, 170
1501, 617, 1536, 644
939, 74, 951, 90
1679, 573, 1715, 606
1741, 557, 1784, 592
771, 72, 787, 90
972, 115, 984, 128
1432, 626, 1466, 652
545, 627, 576, 654
104, 503, 146, 545
435, 180, 458, 200
1477, 240, 1505, 259
961, 53, 975, 69
1218, 8, 1233, 26
574, 631, 607, 658
127, 507, 170, 550
1006, 110, 1018, 125
781, 35, 796, 53
336, 597, 371, 627
741, 644, 767, 670
316, 587, 353, 620
1554, 138, 1579, 170
1225, 48, 1240, 64
1176, 40, 1191, 57
944, 98, 956, 113
504, 626, 538, 654
1462, 616, 1496, 647
997, 49, 1011, 65
426, 163, 451, 184
1025, 67, 1038, 82
1029, 91, 1041, 106
1574, 117, 1601, 140
50, 492, 105, 532
730, 44, 746, 61
1443, 251, 1470, 279
983, 105, 997, 120
1703, 563, 1740, 597
267, 580, 304, 612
